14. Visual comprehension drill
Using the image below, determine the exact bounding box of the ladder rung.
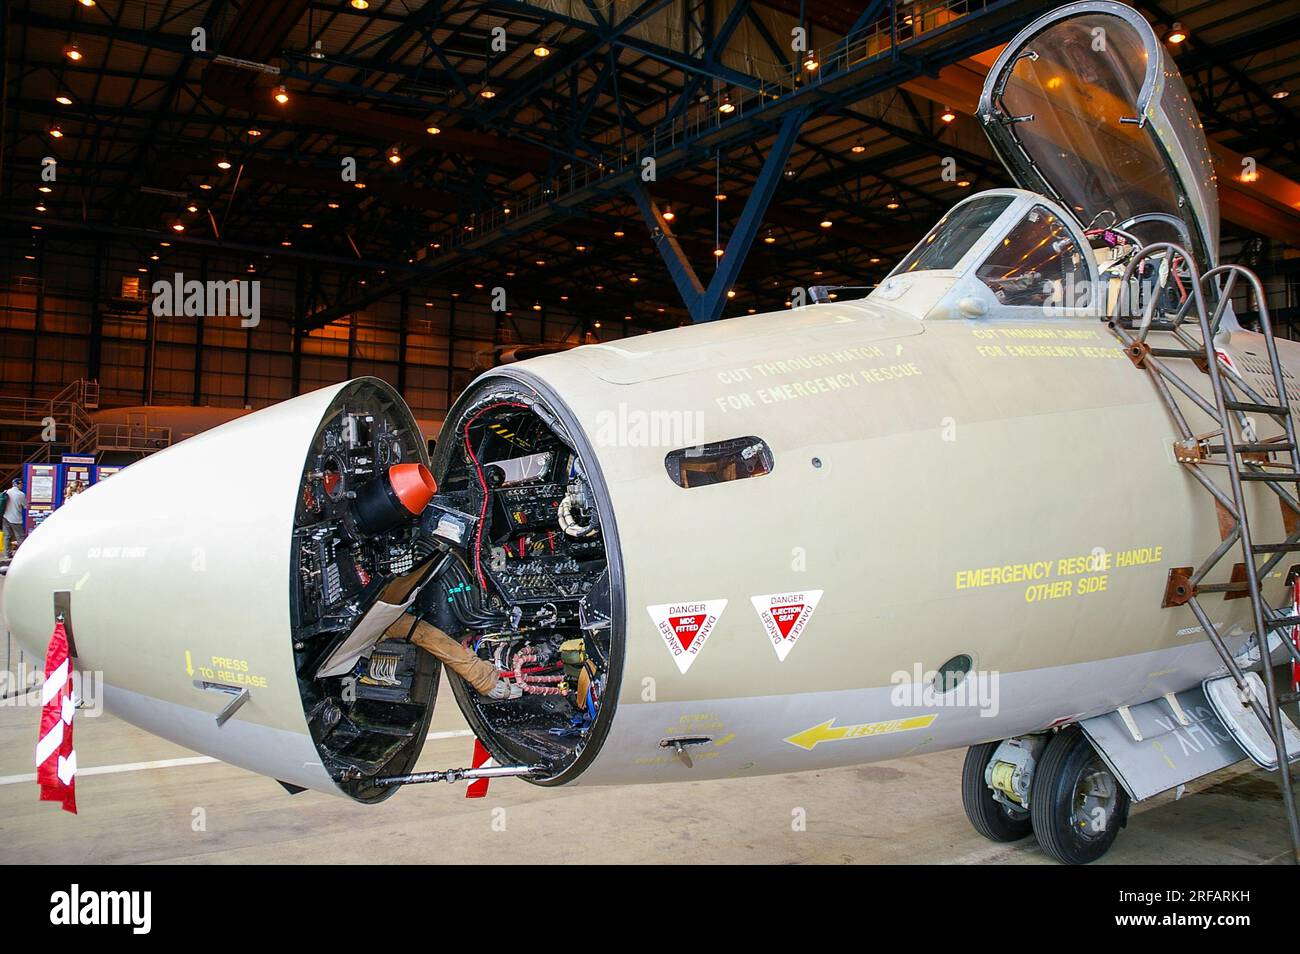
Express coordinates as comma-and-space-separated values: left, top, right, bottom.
1252, 543, 1300, 554
1281, 690, 1300, 705
1197, 581, 1251, 593
1149, 347, 1199, 359
1224, 400, 1290, 416
1234, 442, 1297, 454
1238, 471, 1300, 481
1265, 614, 1300, 628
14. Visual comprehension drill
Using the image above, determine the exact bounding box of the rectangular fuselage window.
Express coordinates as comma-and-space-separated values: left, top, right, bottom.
665, 437, 773, 488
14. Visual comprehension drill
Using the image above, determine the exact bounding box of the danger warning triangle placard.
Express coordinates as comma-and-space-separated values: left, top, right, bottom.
751, 590, 823, 662
646, 600, 727, 674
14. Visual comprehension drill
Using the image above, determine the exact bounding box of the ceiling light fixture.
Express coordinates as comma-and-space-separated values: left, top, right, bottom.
533, 45, 551, 58
426, 124, 441, 135
65, 44, 83, 62
387, 146, 402, 164
803, 55, 819, 71
55, 95, 73, 105
49, 125, 64, 138
275, 85, 289, 104
1167, 21, 1187, 44
719, 93, 735, 114
940, 106, 956, 123
216, 157, 232, 170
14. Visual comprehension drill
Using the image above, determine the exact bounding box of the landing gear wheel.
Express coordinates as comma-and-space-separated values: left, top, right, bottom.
961, 741, 1033, 842
1030, 728, 1129, 864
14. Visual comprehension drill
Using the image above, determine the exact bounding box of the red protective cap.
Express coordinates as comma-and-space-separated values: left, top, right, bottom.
389, 462, 436, 515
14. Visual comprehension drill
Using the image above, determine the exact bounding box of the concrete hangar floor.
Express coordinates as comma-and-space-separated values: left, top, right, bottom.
0, 668, 1291, 865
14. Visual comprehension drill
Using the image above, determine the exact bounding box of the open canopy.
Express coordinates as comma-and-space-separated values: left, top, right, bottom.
978, 1, 1219, 269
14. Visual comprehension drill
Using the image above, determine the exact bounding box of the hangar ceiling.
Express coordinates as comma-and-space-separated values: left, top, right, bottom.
3, 0, 1299, 328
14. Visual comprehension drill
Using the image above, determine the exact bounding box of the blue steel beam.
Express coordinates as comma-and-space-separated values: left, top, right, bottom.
632, 106, 809, 323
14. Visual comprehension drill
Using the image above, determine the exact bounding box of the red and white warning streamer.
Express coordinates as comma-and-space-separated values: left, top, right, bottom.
35, 619, 77, 814
1292, 577, 1300, 692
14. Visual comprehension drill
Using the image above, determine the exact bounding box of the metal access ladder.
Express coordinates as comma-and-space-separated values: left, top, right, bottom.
1109, 241, 1300, 864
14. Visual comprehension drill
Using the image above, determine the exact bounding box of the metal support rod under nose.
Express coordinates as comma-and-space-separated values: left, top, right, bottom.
372, 764, 543, 787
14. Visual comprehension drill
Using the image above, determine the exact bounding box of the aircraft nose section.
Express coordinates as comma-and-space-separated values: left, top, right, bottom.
2, 519, 70, 661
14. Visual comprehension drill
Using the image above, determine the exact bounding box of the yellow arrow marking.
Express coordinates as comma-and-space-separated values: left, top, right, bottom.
784, 713, 938, 751
185, 651, 194, 678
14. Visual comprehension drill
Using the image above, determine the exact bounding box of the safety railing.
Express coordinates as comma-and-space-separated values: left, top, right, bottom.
410, 0, 993, 265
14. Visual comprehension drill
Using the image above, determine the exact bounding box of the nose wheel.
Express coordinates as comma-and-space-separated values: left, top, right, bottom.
1030, 727, 1129, 864
961, 741, 1033, 842
963, 728, 1129, 864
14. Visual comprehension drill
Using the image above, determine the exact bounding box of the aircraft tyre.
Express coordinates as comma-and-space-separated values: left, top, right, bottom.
1030, 727, 1129, 864
961, 741, 1033, 842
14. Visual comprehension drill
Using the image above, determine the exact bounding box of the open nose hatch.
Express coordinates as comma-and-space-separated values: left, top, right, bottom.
289, 376, 621, 800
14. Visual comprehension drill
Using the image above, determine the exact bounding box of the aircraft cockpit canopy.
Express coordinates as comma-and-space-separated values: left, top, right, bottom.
882, 190, 1096, 317
977, 1, 1219, 270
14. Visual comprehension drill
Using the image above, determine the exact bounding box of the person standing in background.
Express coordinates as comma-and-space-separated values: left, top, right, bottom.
3, 477, 27, 558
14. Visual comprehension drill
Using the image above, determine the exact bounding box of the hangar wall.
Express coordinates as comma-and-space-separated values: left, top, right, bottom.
0, 231, 621, 420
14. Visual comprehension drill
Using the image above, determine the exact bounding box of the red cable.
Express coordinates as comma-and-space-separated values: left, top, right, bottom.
463, 401, 528, 590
